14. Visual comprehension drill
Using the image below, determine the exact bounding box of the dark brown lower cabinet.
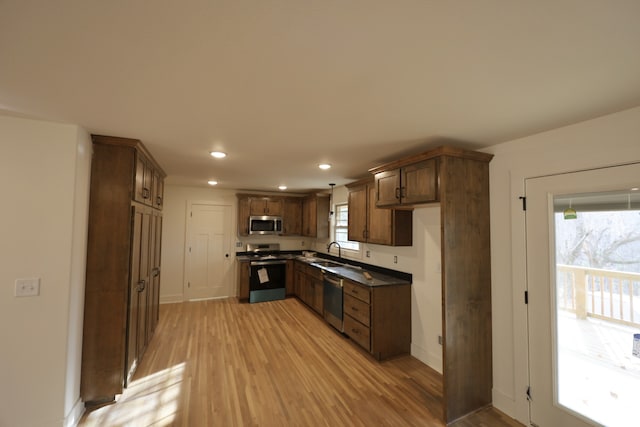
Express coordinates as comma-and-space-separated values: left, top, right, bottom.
294, 261, 323, 315
343, 279, 411, 360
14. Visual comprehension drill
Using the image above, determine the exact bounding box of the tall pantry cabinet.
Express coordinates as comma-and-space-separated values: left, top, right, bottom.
81, 135, 165, 405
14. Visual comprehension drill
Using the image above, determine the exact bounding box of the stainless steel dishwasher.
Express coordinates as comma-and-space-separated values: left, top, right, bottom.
323, 271, 344, 332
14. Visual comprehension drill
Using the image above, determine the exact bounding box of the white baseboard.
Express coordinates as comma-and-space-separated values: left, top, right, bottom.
492, 388, 518, 420
160, 294, 184, 304
64, 398, 84, 427
411, 343, 443, 374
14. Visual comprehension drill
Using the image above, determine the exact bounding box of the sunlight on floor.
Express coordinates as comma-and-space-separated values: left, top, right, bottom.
82, 362, 186, 426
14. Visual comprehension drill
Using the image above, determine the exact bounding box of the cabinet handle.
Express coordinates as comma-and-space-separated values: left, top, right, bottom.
156, 196, 162, 206
137, 279, 146, 292
142, 188, 150, 199
400, 186, 406, 198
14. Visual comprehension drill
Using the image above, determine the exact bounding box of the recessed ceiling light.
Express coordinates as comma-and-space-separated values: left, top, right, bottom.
210, 151, 227, 159
279, 185, 287, 190
207, 180, 218, 186
318, 163, 331, 170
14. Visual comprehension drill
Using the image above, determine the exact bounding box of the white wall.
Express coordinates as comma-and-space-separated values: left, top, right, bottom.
0, 115, 92, 427
485, 106, 640, 423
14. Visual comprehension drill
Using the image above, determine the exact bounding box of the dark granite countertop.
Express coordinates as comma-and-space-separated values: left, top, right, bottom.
294, 256, 411, 288
235, 251, 412, 287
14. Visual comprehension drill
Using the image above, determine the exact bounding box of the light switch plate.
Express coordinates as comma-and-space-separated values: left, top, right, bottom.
15, 278, 40, 297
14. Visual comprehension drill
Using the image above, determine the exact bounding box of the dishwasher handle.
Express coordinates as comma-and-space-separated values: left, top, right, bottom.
323, 273, 343, 288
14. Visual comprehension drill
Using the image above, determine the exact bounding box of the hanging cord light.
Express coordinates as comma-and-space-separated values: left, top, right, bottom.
563, 199, 577, 220
329, 183, 335, 217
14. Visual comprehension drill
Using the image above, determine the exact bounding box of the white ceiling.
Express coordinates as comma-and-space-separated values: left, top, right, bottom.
2, 1, 640, 192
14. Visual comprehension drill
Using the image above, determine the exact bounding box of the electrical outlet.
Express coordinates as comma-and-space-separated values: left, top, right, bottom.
235, 241, 243, 248
438, 335, 443, 345
366, 250, 370, 258
301, 241, 305, 247
15, 278, 40, 297
393, 255, 398, 264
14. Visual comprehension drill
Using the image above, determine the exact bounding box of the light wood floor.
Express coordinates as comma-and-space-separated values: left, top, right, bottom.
79, 297, 523, 426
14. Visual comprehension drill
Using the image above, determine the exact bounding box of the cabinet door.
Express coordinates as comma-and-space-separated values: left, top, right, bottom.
237, 198, 250, 236
126, 206, 143, 382
237, 261, 250, 299
137, 209, 151, 356
285, 260, 295, 295
127, 205, 151, 383
249, 198, 283, 216
134, 154, 146, 204
366, 184, 394, 245
375, 169, 401, 207
249, 198, 266, 215
149, 212, 162, 334
347, 184, 368, 242
302, 197, 317, 237
153, 171, 164, 209
282, 198, 302, 235
265, 198, 283, 215
294, 264, 305, 298
401, 159, 438, 204
143, 161, 153, 206
134, 154, 154, 206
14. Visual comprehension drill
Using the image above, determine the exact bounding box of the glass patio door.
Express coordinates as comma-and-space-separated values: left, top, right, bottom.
526, 163, 640, 427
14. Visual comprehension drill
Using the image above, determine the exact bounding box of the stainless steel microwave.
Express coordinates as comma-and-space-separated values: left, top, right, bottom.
249, 216, 283, 235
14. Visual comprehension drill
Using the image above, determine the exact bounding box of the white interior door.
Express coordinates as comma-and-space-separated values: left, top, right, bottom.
526, 163, 640, 427
186, 203, 232, 300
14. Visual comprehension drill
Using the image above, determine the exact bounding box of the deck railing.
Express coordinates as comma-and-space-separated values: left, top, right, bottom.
556, 264, 640, 327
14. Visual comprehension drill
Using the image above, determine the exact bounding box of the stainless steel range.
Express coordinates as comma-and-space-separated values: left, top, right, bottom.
246, 243, 287, 303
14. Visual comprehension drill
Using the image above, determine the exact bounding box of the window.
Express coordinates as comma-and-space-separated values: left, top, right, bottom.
334, 203, 359, 251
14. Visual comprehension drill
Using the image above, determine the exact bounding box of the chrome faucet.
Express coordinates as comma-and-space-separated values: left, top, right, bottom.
327, 241, 341, 259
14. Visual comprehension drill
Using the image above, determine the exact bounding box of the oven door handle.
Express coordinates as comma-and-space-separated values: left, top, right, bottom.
250, 260, 287, 266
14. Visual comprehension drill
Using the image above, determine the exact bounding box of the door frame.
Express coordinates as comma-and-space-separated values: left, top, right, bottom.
523, 163, 640, 426
509, 161, 640, 425
183, 200, 234, 300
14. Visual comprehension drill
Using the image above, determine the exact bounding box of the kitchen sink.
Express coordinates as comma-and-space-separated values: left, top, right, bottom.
311, 260, 344, 268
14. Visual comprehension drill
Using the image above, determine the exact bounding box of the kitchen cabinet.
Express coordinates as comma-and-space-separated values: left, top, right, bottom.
286, 260, 295, 295
81, 135, 165, 405
237, 197, 251, 236
374, 159, 438, 207
282, 197, 303, 235
369, 145, 493, 423
346, 178, 412, 246
294, 261, 323, 315
302, 193, 330, 238
152, 169, 164, 209
249, 197, 283, 216
343, 279, 411, 360
134, 151, 161, 207
236, 194, 294, 236
237, 260, 250, 300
